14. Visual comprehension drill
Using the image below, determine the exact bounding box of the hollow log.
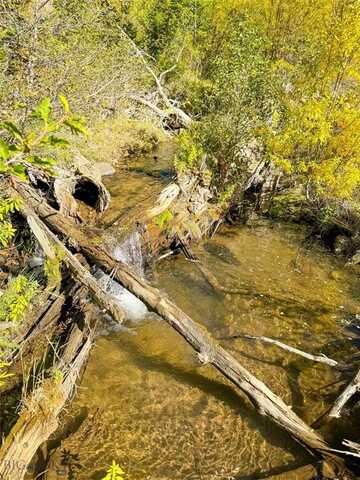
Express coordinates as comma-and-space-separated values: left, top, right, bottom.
9, 179, 355, 478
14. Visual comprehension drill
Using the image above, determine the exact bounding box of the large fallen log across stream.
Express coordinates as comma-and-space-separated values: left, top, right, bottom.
23, 204, 126, 325
6, 179, 359, 479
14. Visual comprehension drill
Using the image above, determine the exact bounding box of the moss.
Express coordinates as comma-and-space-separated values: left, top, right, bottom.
269, 192, 307, 220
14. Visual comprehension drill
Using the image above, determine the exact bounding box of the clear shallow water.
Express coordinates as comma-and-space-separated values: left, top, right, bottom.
42, 152, 360, 480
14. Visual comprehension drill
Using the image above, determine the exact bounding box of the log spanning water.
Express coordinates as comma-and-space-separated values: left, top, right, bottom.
6, 179, 359, 479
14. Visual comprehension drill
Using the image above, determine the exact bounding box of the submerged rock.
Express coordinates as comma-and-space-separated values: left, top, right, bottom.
96, 162, 116, 177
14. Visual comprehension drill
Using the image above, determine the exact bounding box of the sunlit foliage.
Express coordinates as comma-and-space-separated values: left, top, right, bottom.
125, 0, 360, 200
101, 461, 126, 480
0, 275, 38, 324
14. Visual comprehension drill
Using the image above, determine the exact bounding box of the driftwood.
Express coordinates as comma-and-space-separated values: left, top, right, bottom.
9, 179, 356, 478
328, 368, 360, 418
223, 333, 339, 368
0, 302, 93, 480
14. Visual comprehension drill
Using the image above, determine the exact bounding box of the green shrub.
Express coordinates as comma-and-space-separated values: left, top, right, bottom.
0, 275, 38, 324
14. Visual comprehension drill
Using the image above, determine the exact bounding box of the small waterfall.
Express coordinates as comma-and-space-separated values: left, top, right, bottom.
112, 231, 144, 278
96, 230, 148, 323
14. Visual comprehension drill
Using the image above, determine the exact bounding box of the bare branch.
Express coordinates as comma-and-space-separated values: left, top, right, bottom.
328, 368, 360, 418
223, 333, 339, 368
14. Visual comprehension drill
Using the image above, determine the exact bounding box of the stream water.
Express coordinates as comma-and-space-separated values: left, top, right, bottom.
43, 147, 360, 480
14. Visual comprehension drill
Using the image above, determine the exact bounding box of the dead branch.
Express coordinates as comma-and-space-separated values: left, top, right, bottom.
328, 368, 360, 418
119, 27, 192, 128
222, 333, 339, 368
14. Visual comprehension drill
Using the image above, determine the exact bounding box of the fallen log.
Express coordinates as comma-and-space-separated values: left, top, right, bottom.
8, 293, 65, 362
0, 301, 93, 480
21, 203, 125, 324
10, 179, 355, 477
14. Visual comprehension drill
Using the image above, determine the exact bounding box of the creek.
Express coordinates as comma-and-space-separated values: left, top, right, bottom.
42, 145, 360, 480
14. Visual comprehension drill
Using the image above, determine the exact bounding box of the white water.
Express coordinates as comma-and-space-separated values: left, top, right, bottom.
96, 231, 148, 322
112, 231, 144, 277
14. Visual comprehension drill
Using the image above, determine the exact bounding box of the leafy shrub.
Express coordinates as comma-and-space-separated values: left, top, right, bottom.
0, 275, 38, 324
0, 95, 87, 180
0, 196, 22, 247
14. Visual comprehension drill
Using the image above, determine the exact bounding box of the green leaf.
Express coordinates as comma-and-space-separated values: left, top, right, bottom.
155, 209, 173, 229
32, 97, 52, 124
0, 139, 10, 160
64, 116, 88, 136
101, 461, 125, 480
41, 135, 70, 148
59, 94, 70, 113
1, 121, 23, 141
10, 164, 27, 180
28, 155, 56, 167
